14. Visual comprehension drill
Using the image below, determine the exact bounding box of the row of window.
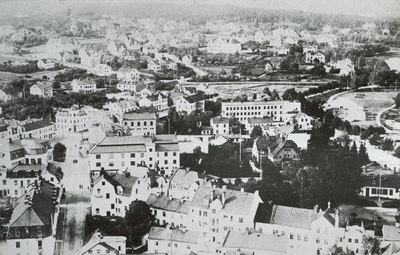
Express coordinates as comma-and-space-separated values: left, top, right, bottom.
96, 152, 177, 159
226, 105, 283, 111
14, 227, 42, 238
124, 121, 154, 127
95, 159, 177, 168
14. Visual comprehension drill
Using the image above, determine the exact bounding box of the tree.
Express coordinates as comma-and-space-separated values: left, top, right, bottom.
53, 143, 66, 162
250, 126, 263, 140
362, 236, 381, 255
124, 200, 155, 245
394, 146, 400, 159
358, 143, 370, 165
369, 133, 381, 146
270, 89, 280, 100
395, 93, 400, 108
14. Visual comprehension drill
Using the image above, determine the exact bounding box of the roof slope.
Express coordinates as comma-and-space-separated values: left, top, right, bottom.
222, 231, 287, 253
269, 205, 322, 230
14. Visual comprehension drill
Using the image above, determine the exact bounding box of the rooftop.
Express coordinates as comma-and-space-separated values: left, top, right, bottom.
222, 231, 287, 253
148, 226, 200, 244
146, 194, 190, 214
123, 112, 157, 120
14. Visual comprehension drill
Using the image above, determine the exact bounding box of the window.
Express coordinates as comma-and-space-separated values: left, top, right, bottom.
239, 217, 243, 223
130, 161, 135, 166
297, 234, 301, 241
203, 211, 207, 217
2, 180, 5, 185
106, 193, 110, 199
38, 240, 42, 249
304, 235, 308, 242
15, 229, 20, 237
355, 239, 359, 244
130, 153, 135, 158
281, 231, 285, 236
212, 209, 216, 214
173, 152, 177, 156
316, 238, 320, 243
187, 245, 191, 249
108, 154, 114, 159
348, 238, 352, 243
155, 241, 158, 246
109, 162, 114, 167
14, 180, 17, 186
111, 204, 115, 209
174, 244, 177, 248
164, 152, 168, 157
141, 153, 144, 157
324, 239, 328, 245
16, 242, 20, 248
273, 230, 278, 234
316, 227, 321, 233
96, 154, 101, 159
165, 160, 168, 164
290, 233, 294, 240
88, 250, 93, 254
97, 249, 101, 254
121, 153, 125, 158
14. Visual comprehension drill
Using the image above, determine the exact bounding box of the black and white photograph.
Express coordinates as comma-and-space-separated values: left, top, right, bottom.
1, 0, 400, 254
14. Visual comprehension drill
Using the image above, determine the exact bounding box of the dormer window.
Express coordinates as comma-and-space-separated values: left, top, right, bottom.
37, 227, 42, 237
15, 229, 20, 237
117, 186, 123, 195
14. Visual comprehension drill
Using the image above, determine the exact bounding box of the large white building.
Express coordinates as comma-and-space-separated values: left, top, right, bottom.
71, 79, 97, 93
210, 117, 230, 135
30, 81, 53, 98
89, 135, 180, 177
207, 38, 241, 54
221, 101, 301, 122
55, 106, 88, 133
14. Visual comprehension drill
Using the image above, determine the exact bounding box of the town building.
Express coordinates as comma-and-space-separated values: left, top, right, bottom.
0, 87, 23, 102
168, 168, 201, 202
115, 67, 139, 82
87, 64, 112, 76
121, 112, 157, 136
108, 99, 138, 120
0, 123, 12, 141
116, 83, 137, 92
30, 81, 53, 98
175, 94, 207, 114
71, 79, 97, 93
89, 135, 180, 177
138, 93, 168, 111
221, 101, 301, 122
37, 59, 56, 70
207, 38, 241, 54
6, 179, 61, 255
55, 106, 88, 133
244, 117, 280, 135
15, 119, 55, 140
147, 194, 191, 227
305, 51, 326, 64
210, 117, 230, 135
6, 164, 45, 198
91, 172, 151, 217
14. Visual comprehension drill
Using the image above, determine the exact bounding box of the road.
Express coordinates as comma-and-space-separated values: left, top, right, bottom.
52, 131, 91, 255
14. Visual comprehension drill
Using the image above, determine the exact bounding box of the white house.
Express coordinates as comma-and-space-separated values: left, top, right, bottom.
121, 112, 157, 136
87, 64, 112, 76
168, 169, 201, 202
207, 38, 241, 54
108, 99, 138, 120
71, 79, 96, 93
305, 51, 326, 64
255, 30, 268, 43
115, 67, 139, 82
55, 106, 88, 133
17, 119, 55, 140
138, 93, 168, 111
30, 81, 53, 98
91, 172, 151, 217
148, 60, 163, 71
116, 83, 137, 92
175, 94, 207, 114
0, 87, 23, 102
37, 59, 56, 70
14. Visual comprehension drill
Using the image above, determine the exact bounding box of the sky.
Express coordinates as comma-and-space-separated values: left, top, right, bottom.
1, 0, 400, 18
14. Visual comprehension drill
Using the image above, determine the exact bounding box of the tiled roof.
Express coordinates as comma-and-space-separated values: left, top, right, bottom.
116, 67, 138, 73
123, 112, 157, 120
222, 231, 287, 253
190, 186, 260, 215
146, 194, 190, 214
34, 82, 52, 90
1, 86, 22, 95
0, 123, 9, 132
148, 226, 200, 244
247, 117, 274, 124
0, 139, 23, 153
22, 119, 54, 132
184, 94, 207, 104
155, 143, 180, 152
269, 205, 323, 230
94, 172, 138, 197
73, 79, 96, 86
7, 164, 45, 178
269, 139, 300, 157
91, 144, 146, 154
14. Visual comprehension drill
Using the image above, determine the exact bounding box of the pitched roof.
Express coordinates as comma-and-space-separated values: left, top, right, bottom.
81, 229, 124, 254
383, 225, 400, 242
170, 169, 200, 186
116, 66, 138, 73
1, 86, 22, 95
190, 186, 260, 215
269, 139, 300, 157
33, 82, 52, 90
72, 79, 96, 86
222, 231, 287, 253
146, 194, 190, 214
0, 123, 9, 132
211, 117, 229, 124
7, 164, 45, 178
184, 94, 207, 104
269, 205, 323, 229
148, 226, 200, 244
122, 112, 157, 120
94, 173, 138, 197
247, 117, 274, 124
22, 119, 54, 132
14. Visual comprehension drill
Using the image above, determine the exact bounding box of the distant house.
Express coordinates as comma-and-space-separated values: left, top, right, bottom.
30, 81, 53, 98
334, 58, 355, 76
17, 119, 55, 140
385, 58, 400, 73
168, 168, 201, 201
121, 112, 157, 136
148, 60, 162, 71
116, 83, 137, 92
55, 105, 88, 133
87, 64, 112, 76
138, 93, 168, 111
244, 117, 277, 135
37, 58, 56, 70
109, 99, 138, 118
305, 51, 326, 64
182, 55, 193, 65
0, 87, 23, 102
207, 38, 241, 54
115, 67, 139, 82
210, 117, 230, 135
255, 30, 268, 43
71, 79, 96, 93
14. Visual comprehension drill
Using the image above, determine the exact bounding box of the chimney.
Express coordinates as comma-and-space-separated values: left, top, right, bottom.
313, 205, 318, 213
210, 189, 214, 200
335, 210, 339, 228
255, 190, 259, 197
222, 185, 227, 191
241, 188, 244, 193
186, 167, 190, 172
327, 201, 331, 209
222, 191, 226, 205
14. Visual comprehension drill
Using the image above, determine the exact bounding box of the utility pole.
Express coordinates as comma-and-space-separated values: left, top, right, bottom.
378, 167, 382, 202
239, 124, 242, 162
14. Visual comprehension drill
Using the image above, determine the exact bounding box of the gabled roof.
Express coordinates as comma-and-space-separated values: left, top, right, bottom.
183, 93, 207, 104
247, 117, 274, 124
33, 82, 52, 90
0, 123, 9, 132
22, 119, 54, 132
81, 229, 124, 254
269, 205, 323, 230
123, 112, 156, 120
146, 194, 190, 214
116, 66, 138, 73
72, 79, 96, 86
222, 231, 287, 253
383, 225, 400, 242
94, 173, 138, 197
190, 186, 260, 215
211, 117, 229, 124
170, 169, 200, 186
1, 86, 22, 95
269, 139, 300, 157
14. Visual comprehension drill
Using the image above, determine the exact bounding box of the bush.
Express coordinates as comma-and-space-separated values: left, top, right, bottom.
347, 197, 378, 207
53, 143, 66, 162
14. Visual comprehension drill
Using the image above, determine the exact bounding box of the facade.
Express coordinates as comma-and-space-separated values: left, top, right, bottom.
71, 79, 97, 93
17, 119, 55, 140
360, 174, 400, 200
0, 87, 23, 102
89, 135, 180, 177
30, 82, 53, 98
168, 169, 201, 202
0, 123, 12, 141
305, 52, 326, 64
116, 83, 137, 92
256, 204, 340, 255
252, 136, 301, 165
6, 164, 45, 198
115, 67, 139, 82
244, 117, 279, 135
175, 94, 207, 114
210, 117, 230, 135
138, 93, 168, 111
55, 106, 88, 133
91, 172, 151, 217
221, 101, 301, 122
187, 185, 263, 244
108, 99, 138, 120
121, 112, 157, 136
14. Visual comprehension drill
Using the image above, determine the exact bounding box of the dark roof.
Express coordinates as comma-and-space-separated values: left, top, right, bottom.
270, 139, 300, 157
46, 162, 64, 182
7, 164, 45, 178
184, 93, 208, 104
2, 86, 22, 95
362, 174, 400, 189
0, 123, 9, 132
23, 120, 54, 132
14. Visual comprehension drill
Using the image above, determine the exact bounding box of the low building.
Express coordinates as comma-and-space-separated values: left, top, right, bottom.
253, 136, 301, 166
115, 67, 139, 82
244, 117, 279, 135
147, 226, 205, 255
37, 58, 56, 69
17, 119, 55, 140
0, 123, 12, 141
305, 51, 326, 64
30, 81, 53, 98
0, 87, 23, 102
207, 38, 241, 54
175, 94, 207, 114
87, 64, 112, 76
80, 229, 126, 255
138, 93, 168, 111
116, 83, 137, 92
121, 112, 157, 136
6, 164, 45, 198
71, 79, 96, 93
168, 169, 201, 202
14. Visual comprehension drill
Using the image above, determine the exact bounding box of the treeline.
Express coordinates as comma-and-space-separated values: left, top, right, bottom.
0, 61, 39, 73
